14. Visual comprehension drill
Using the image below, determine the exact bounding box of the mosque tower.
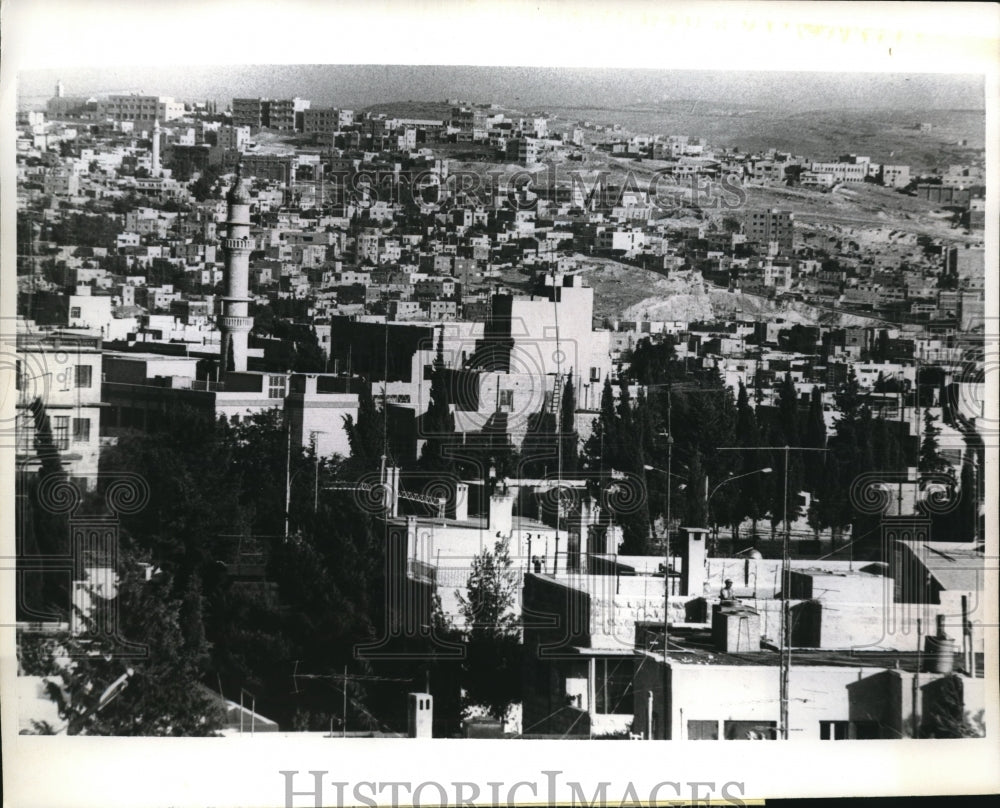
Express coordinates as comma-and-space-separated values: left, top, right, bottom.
219, 163, 254, 374
55, 79, 64, 98
150, 118, 160, 176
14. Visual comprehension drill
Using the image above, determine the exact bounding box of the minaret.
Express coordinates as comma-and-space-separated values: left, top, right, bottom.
219, 163, 253, 374
55, 79, 64, 98
150, 118, 161, 176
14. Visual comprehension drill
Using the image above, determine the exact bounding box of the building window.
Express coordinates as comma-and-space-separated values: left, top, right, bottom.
18, 412, 35, 453
70, 307, 82, 319
595, 658, 633, 715
723, 720, 777, 740
590, 367, 601, 382
687, 720, 719, 740
268, 375, 286, 399
820, 720, 879, 740
53, 416, 70, 450
498, 389, 514, 411
75, 365, 93, 388
72, 418, 91, 443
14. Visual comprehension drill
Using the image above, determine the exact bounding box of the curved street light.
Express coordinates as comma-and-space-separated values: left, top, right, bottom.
707, 467, 773, 550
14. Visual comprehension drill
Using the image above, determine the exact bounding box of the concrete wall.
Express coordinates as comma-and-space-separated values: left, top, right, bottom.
707, 557, 883, 599
789, 570, 885, 602
635, 658, 916, 740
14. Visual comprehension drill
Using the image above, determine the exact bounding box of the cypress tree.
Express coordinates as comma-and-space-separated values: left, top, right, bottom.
803, 387, 827, 492
520, 404, 557, 479
684, 448, 707, 528
419, 328, 456, 474
957, 458, 978, 541
343, 381, 387, 473
735, 382, 764, 541
771, 373, 803, 534
582, 377, 617, 471
559, 373, 578, 474
918, 410, 949, 479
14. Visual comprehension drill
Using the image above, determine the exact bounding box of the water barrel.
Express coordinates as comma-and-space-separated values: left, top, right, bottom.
923, 635, 957, 673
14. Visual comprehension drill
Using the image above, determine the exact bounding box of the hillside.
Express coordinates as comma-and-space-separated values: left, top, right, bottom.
575, 259, 887, 328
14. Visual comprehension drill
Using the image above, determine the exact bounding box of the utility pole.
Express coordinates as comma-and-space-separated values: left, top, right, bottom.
552, 267, 563, 578
719, 444, 826, 740
284, 391, 293, 540
780, 446, 790, 741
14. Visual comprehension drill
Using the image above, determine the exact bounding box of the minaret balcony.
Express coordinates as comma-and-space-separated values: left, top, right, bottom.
220, 315, 254, 331
223, 237, 254, 251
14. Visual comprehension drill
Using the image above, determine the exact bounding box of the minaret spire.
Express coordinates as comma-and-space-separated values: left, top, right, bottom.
150, 118, 161, 177
219, 160, 253, 375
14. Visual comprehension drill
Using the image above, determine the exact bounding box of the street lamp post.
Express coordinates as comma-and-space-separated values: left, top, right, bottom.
643, 458, 682, 655
707, 467, 773, 552
311, 430, 327, 512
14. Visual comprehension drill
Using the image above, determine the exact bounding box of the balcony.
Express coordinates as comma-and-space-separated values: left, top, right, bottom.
407, 558, 437, 586
191, 379, 226, 392
220, 315, 253, 331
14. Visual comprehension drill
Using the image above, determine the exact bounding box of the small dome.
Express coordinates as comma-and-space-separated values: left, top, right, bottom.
226, 163, 251, 205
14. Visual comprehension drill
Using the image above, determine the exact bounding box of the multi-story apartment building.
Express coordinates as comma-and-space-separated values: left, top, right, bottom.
302, 107, 355, 137
267, 97, 310, 131
451, 106, 487, 141
217, 125, 250, 152
95, 95, 184, 123
232, 97, 311, 131
100, 353, 358, 458
232, 97, 264, 129
507, 136, 540, 164
810, 155, 872, 184
239, 153, 296, 186
16, 329, 104, 491
880, 164, 911, 189
743, 208, 795, 254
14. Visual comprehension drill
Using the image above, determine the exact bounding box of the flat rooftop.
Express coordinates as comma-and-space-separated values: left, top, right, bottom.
640, 626, 983, 674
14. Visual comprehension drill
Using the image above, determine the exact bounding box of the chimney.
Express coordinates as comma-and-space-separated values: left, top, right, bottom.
488, 492, 513, 536
679, 527, 709, 596
407, 693, 433, 738
384, 466, 401, 517
454, 482, 469, 521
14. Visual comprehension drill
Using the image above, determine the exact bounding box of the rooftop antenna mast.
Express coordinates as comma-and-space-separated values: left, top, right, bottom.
551, 265, 563, 574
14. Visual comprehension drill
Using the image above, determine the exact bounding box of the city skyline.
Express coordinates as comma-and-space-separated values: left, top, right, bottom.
3, 1, 997, 801
17, 66, 986, 112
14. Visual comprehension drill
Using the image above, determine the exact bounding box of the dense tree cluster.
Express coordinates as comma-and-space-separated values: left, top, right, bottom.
578, 337, 949, 559
18, 402, 410, 734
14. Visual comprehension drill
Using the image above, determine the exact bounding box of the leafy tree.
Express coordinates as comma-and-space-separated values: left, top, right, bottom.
920, 675, 985, 738
190, 165, 222, 202
627, 336, 679, 386
99, 406, 243, 584
265, 320, 327, 373
457, 535, 521, 722
37, 555, 224, 735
